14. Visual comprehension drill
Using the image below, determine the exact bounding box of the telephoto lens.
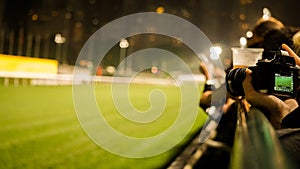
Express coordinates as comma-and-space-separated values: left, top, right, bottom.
226, 68, 247, 97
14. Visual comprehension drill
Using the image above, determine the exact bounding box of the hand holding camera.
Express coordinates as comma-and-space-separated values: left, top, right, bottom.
226, 49, 300, 99
226, 44, 300, 129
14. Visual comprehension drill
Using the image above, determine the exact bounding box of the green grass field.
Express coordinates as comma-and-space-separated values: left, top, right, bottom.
274, 75, 293, 92
0, 83, 206, 169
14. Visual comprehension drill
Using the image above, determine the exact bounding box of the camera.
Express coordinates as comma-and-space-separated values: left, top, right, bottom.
226, 50, 300, 98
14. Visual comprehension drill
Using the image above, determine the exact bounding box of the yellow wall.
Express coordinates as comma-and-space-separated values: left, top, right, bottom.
0, 54, 58, 74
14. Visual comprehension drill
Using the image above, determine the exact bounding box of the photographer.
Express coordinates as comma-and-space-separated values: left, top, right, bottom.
241, 44, 300, 168
242, 44, 300, 129
198, 15, 300, 168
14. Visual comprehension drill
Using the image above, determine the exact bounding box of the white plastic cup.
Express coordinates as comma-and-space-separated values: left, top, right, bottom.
231, 48, 264, 68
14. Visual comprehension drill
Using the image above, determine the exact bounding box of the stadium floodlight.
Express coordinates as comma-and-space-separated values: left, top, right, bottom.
119, 39, 129, 48
54, 33, 66, 44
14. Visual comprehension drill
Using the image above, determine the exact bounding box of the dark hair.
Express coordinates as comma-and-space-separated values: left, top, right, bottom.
253, 21, 284, 38
262, 28, 293, 51
247, 20, 285, 48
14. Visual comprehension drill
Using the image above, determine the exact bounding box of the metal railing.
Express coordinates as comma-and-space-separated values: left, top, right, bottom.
230, 100, 296, 169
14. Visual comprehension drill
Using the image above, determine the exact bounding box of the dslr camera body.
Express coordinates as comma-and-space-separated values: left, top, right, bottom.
226, 50, 300, 98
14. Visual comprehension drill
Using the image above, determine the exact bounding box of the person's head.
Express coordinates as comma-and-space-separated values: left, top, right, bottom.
261, 29, 293, 51
247, 17, 285, 48
293, 31, 300, 56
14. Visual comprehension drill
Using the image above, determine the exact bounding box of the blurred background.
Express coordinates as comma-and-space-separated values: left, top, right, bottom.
0, 0, 299, 74
1, 1, 300, 169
